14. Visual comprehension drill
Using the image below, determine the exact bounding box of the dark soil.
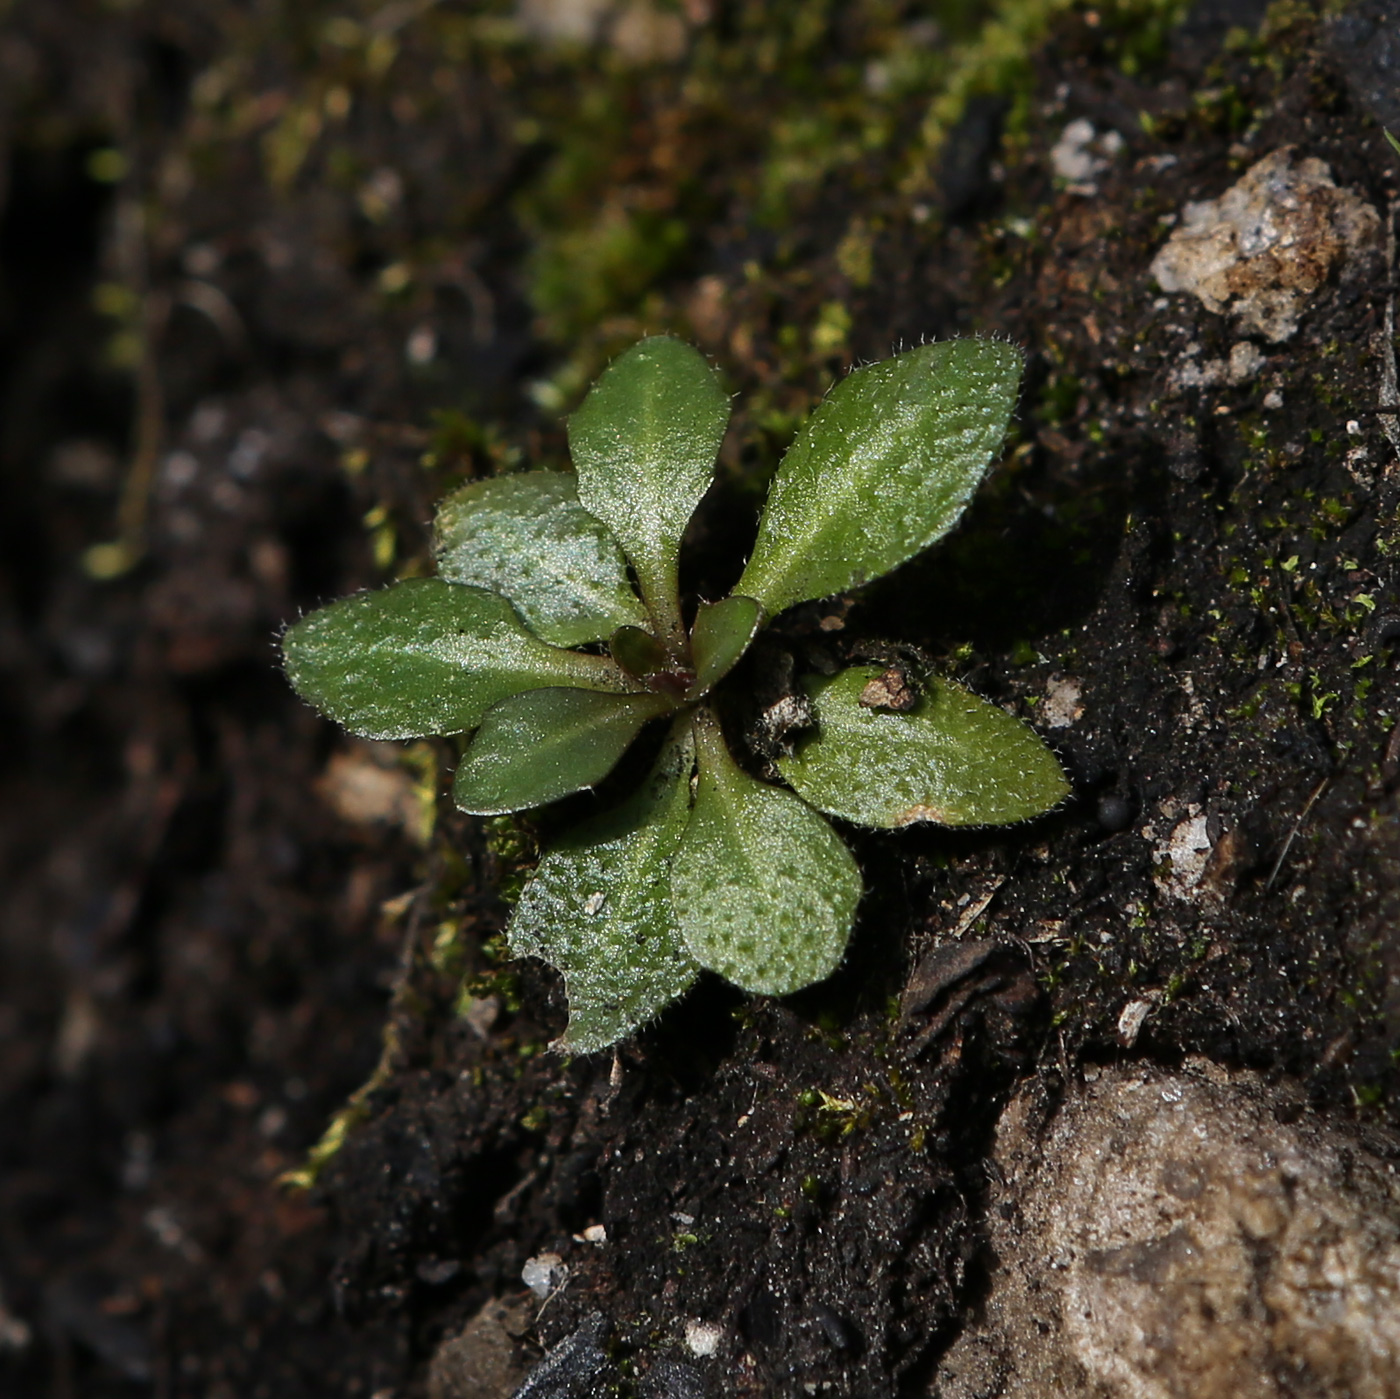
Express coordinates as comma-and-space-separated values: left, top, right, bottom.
3, 1, 1399, 1396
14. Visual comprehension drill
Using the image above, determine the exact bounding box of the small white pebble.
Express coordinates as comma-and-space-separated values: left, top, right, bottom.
521, 1253, 566, 1299
581, 1224, 607, 1245
685, 1319, 723, 1358
1265, 389, 1285, 410
1346, 418, 1361, 435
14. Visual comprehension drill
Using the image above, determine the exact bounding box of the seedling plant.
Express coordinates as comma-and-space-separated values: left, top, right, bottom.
284, 337, 1068, 1051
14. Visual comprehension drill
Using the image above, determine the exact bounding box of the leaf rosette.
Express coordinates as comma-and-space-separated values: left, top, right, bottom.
282, 336, 1068, 1049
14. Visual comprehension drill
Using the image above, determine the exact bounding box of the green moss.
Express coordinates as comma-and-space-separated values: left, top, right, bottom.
483, 814, 539, 905
503, 0, 1194, 391
907, 0, 1189, 188
528, 205, 690, 344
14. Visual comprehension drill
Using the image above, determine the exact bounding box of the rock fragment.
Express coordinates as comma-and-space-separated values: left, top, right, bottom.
1041, 675, 1083, 729
936, 1062, 1400, 1398
1151, 148, 1379, 342
684, 1318, 723, 1358
520, 1252, 567, 1299
1152, 809, 1213, 900
428, 1298, 530, 1399
512, 1313, 610, 1397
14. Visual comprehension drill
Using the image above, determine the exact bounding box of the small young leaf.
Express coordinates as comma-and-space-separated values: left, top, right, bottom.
777, 666, 1069, 827
569, 337, 729, 648
434, 471, 647, 647
671, 709, 861, 995
688, 595, 763, 698
453, 687, 670, 815
283, 579, 632, 740
610, 624, 672, 681
735, 339, 1022, 616
509, 731, 699, 1053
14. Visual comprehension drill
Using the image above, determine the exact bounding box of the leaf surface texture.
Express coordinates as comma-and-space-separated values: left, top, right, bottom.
672, 712, 860, 995
282, 579, 629, 739
434, 471, 646, 647
736, 340, 1022, 615
453, 687, 668, 814
569, 337, 728, 644
509, 733, 699, 1052
778, 666, 1069, 827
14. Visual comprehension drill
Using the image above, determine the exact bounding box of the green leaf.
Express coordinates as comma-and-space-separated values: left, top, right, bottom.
610, 624, 671, 682
671, 709, 861, 995
569, 337, 729, 649
509, 731, 699, 1052
433, 470, 647, 648
282, 579, 631, 740
688, 595, 762, 698
453, 687, 670, 815
777, 666, 1069, 827
735, 339, 1023, 616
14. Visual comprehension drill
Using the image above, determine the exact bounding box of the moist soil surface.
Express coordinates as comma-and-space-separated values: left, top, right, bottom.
3, 1, 1400, 1396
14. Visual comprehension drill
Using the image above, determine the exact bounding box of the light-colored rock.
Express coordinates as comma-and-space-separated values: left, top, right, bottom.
934, 1062, 1400, 1398
1153, 810, 1212, 900
1228, 339, 1265, 382
521, 1252, 567, 1299
684, 1318, 723, 1357
1042, 676, 1083, 730
427, 1298, 530, 1399
1151, 148, 1379, 342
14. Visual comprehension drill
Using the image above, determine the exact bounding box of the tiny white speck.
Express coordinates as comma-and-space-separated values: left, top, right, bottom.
583, 891, 606, 916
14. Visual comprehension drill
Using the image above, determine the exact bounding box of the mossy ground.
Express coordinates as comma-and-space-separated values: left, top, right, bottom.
1, 0, 1398, 1394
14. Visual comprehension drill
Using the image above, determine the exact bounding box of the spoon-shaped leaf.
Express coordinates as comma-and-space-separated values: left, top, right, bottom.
610, 624, 672, 682
283, 579, 632, 740
735, 339, 1022, 617
777, 666, 1069, 827
434, 471, 647, 647
671, 708, 861, 995
688, 595, 763, 698
509, 730, 699, 1053
569, 337, 729, 650
453, 687, 671, 815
